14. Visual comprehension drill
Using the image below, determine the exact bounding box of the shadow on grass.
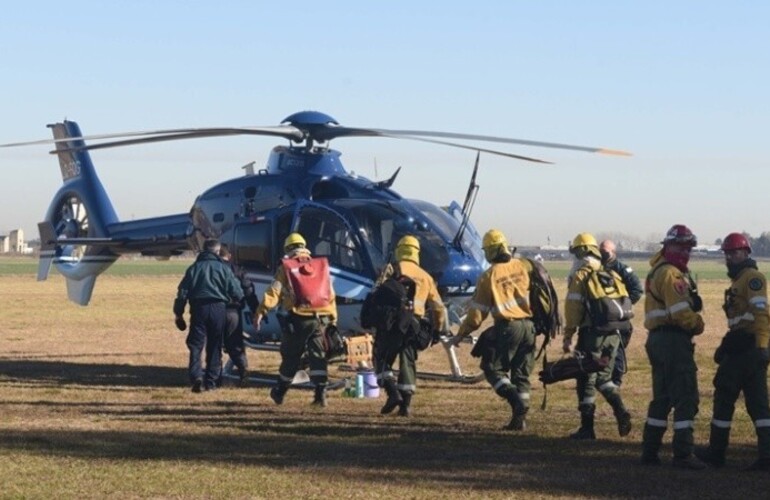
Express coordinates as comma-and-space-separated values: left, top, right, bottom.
2, 400, 770, 498
0, 358, 187, 388
3, 359, 770, 498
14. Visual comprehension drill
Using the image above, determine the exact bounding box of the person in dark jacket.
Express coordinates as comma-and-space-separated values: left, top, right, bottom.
600, 240, 644, 386
174, 239, 243, 392
219, 244, 259, 385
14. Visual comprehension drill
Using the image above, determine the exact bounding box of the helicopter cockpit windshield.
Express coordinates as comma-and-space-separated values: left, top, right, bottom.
331, 199, 468, 280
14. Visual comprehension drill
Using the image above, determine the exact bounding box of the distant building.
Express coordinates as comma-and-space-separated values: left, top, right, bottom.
1, 229, 30, 254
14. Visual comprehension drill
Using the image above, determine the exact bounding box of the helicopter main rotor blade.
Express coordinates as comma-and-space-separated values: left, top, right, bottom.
48, 127, 305, 153
1, 126, 303, 149
312, 126, 631, 156
379, 133, 554, 164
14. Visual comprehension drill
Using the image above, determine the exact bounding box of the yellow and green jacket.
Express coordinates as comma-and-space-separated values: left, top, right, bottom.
563, 257, 602, 342
397, 260, 447, 327
457, 258, 532, 337
643, 251, 703, 335
724, 265, 770, 348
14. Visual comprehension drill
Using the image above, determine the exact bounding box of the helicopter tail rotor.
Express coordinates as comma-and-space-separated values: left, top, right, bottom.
37, 121, 120, 305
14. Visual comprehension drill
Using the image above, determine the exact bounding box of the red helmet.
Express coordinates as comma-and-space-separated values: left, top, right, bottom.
661, 224, 697, 247
721, 232, 751, 253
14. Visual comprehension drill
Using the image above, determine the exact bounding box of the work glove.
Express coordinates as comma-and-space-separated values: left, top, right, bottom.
447, 334, 464, 348
174, 315, 187, 331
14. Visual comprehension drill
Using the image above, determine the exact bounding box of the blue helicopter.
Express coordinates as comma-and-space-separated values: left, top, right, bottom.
1, 111, 628, 382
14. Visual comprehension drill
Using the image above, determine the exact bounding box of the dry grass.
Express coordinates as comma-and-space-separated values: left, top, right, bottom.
2, 265, 770, 499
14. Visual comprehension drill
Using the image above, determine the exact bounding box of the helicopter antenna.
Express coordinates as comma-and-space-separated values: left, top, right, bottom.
452, 151, 481, 249
372, 166, 401, 190
374, 157, 379, 180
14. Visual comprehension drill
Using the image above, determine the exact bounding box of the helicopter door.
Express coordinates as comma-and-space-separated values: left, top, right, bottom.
294, 205, 365, 274
233, 219, 273, 272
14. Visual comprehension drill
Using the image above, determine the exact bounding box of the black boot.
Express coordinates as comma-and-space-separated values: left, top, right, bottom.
503, 391, 527, 431
398, 391, 412, 417
606, 392, 632, 437
570, 404, 596, 440
312, 384, 328, 407
694, 447, 725, 468
270, 380, 289, 405
380, 379, 403, 415
641, 422, 665, 465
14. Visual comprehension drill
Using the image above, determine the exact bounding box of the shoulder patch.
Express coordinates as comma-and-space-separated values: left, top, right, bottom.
673, 279, 688, 296
749, 277, 763, 291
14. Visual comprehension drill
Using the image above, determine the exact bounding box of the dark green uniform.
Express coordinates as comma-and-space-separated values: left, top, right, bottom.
642, 252, 705, 461
564, 257, 630, 439
704, 259, 770, 465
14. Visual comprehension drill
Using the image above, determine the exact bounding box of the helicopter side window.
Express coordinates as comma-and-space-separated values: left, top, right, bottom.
296, 208, 362, 272
234, 221, 272, 272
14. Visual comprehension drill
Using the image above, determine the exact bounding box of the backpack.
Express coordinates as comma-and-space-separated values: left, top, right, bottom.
585, 268, 634, 331
282, 256, 332, 308
526, 258, 561, 340
359, 266, 420, 344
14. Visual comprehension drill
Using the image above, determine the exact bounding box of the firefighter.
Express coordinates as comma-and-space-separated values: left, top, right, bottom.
695, 233, 770, 471
600, 239, 644, 386
641, 224, 706, 469
374, 235, 447, 417
254, 232, 337, 407
563, 232, 632, 440
449, 229, 535, 431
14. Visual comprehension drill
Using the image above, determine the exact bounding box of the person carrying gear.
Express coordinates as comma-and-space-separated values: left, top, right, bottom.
563, 232, 632, 440
448, 229, 535, 431
173, 239, 244, 393
254, 232, 338, 407
373, 235, 447, 417
600, 239, 644, 387
695, 233, 770, 471
219, 244, 259, 386
641, 224, 706, 469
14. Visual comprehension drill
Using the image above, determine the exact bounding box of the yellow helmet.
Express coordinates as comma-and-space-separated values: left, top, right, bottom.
571, 232, 598, 249
395, 235, 420, 264
397, 235, 420, 251
284, 232, 306, 252
570, 232, 600, 257
482, 229, 507, 249
482, 229, 511, 262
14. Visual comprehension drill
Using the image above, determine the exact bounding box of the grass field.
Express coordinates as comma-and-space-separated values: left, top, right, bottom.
2, 258, 770, 498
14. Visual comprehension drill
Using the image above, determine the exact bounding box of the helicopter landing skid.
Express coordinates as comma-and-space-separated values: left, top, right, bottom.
221, 359, 347, 390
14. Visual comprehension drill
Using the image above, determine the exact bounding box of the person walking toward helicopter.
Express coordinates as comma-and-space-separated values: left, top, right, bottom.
369, 235, 447, 417
219, 244, 259, 385
448, 229, 535, 431
173, 238, 243, 393
254, 232, 337, 407
599, 239, 644, 386
563, 233, 633, 440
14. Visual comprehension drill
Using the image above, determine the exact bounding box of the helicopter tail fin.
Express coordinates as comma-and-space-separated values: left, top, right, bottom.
39, 121, 120, 305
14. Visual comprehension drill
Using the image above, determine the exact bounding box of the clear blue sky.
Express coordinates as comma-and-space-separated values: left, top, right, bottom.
1, 1, 768, 247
